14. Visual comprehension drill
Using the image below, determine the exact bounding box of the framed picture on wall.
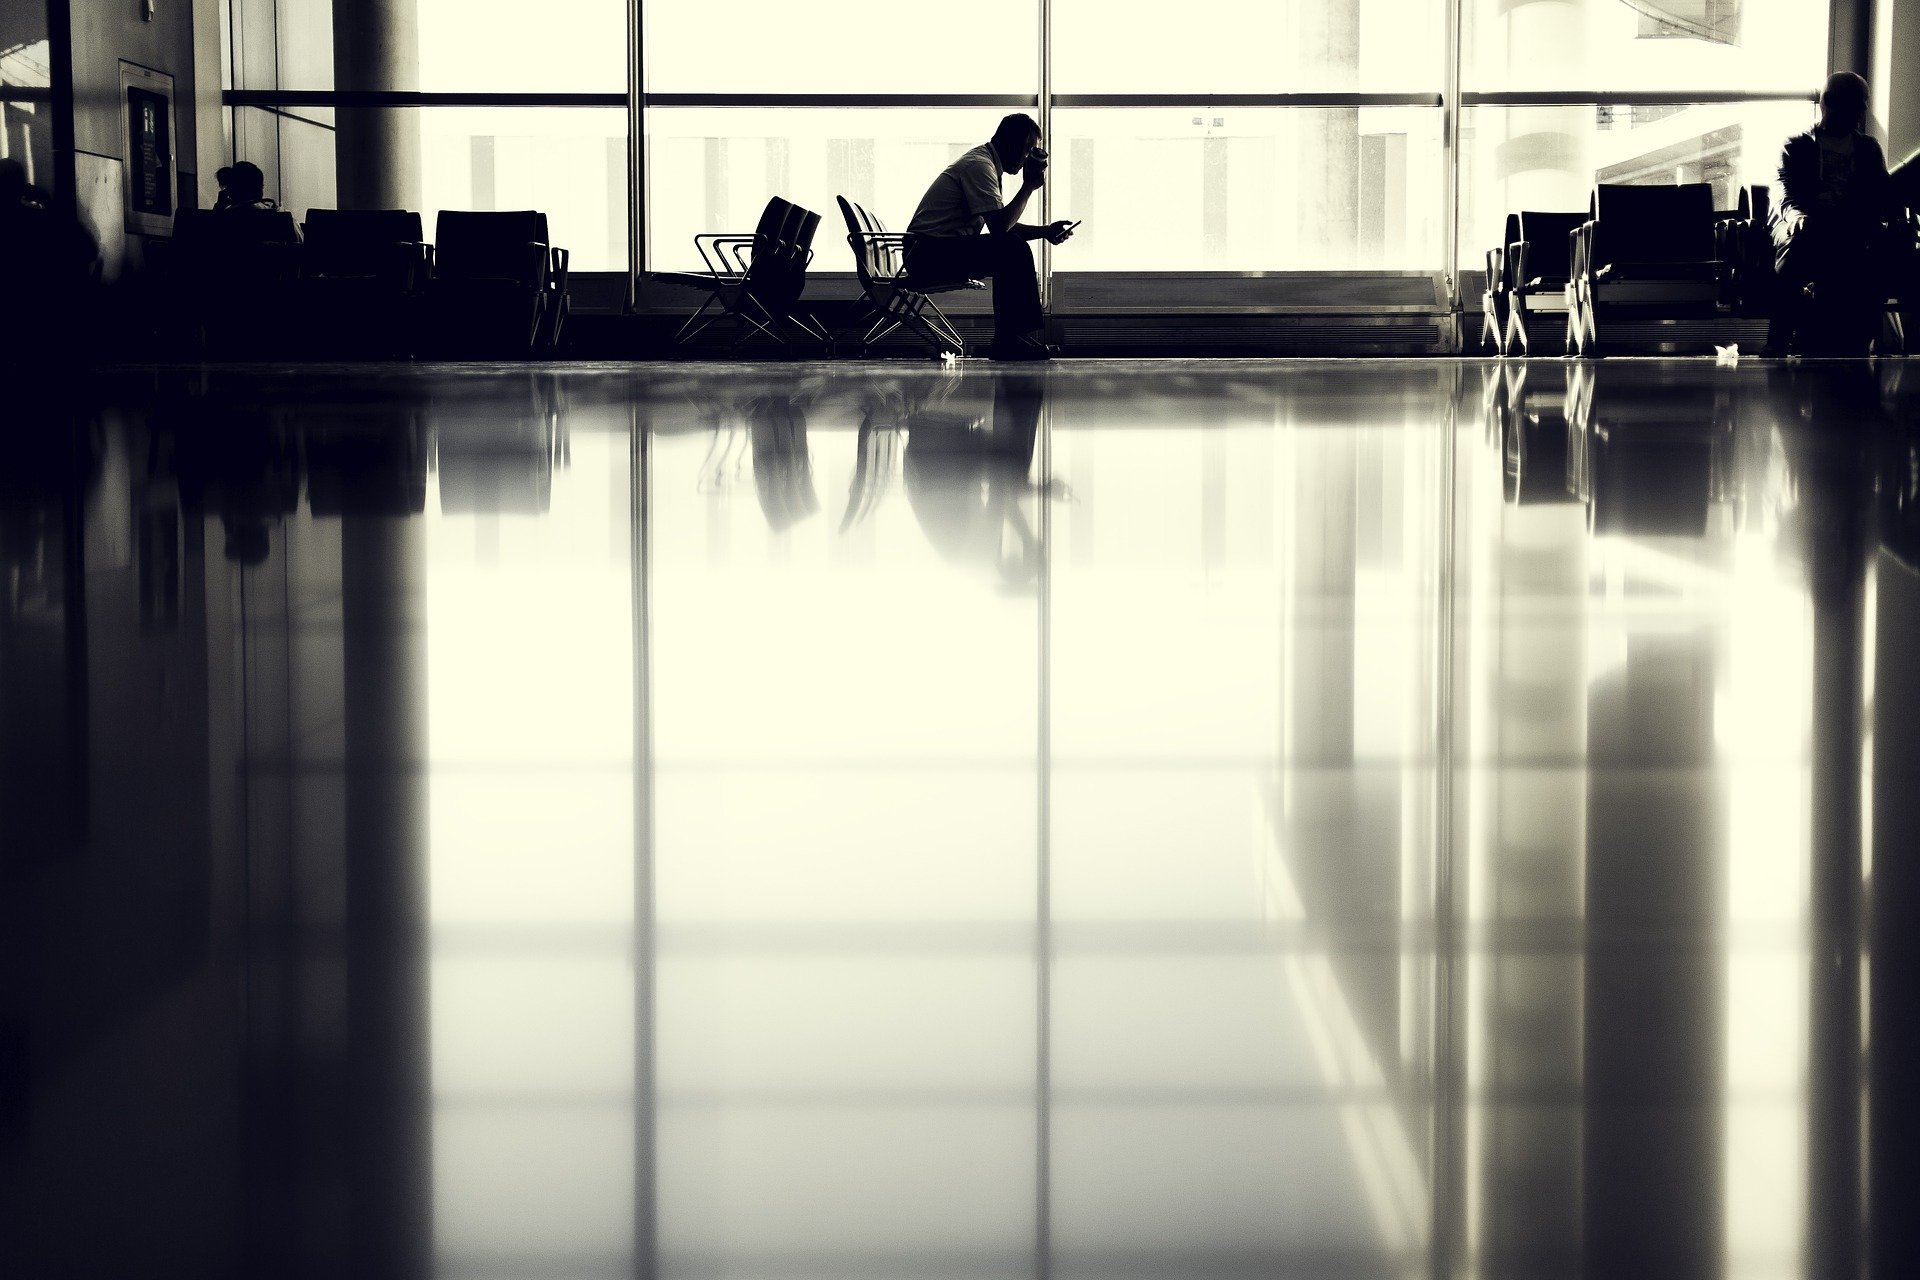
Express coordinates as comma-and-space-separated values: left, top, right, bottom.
119, 61, 176, 237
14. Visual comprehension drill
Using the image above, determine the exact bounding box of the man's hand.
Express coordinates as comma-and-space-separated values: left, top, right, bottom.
1044, 220, 1076, 245
1021, 154, 1049, 189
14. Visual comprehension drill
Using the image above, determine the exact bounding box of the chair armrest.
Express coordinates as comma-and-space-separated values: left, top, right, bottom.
548, 246, 570, 294
1511, 239, 1531, 289
694, 233, 755, 277
1567, 224, 1591, 289
1485, 247, 1504, 293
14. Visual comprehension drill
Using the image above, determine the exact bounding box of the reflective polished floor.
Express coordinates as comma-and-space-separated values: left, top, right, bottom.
5, 358, 1920, 1280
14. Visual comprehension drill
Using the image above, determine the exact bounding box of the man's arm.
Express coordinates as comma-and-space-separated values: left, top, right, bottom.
1776, 135, 1816, 222
984, 182, 1043, 238
983, 151, 1049, 238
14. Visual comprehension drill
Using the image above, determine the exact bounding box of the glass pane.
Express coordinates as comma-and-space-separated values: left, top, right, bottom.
420, 107, 629, 272
227, 0, 336, 90
645, 107, 1034, 271
644, 0, 1038, 94
1, 0, 57, 190
1461, 0, 1827, 93
1456, 100, 1814, 269
418, 0, 625, 92
1054, 0, 1444, 93
232, 105, 338, 220
1050, 107, 1445, 269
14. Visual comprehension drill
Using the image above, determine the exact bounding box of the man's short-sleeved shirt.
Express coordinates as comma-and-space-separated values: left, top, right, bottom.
907, 143, 1004, 237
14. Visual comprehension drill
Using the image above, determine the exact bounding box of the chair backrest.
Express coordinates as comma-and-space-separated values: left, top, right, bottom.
1739, 184, 1770, 225
1590, 183, 1716, 267
837, 195, 901, 286
177, 206, 300, 248
435, 209, 550, 282
303, 208, 424, 275
744, 197, 822, 311
1515, 210, 1586, 281
305, 208, 423, 249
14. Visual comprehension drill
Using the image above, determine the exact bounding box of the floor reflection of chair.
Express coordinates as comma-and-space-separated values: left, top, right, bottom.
433, 379, 566, 516
747, 393, 819, 532
838, 386, 909, 532
1567, 364, 1718, 535
1497, 364, 1580, 506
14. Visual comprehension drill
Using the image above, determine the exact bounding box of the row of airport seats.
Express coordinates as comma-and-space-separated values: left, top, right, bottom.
162, 207, 570, 359
653, 194, 990, 358
1481, 183, 1920, 356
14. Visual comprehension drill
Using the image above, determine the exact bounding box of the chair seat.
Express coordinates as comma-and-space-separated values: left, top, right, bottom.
1595, 260, 1723, 282
653, 269, 744, 290
899, 275, 988, 294
1516, 276, 1571, 293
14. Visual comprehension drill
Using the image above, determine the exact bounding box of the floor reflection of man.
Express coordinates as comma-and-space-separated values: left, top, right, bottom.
903, 373, 1053, 587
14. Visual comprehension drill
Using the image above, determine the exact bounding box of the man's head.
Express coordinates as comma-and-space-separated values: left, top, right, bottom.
215, 165, 234, 192
990, 113, 1043, 173
229, 160, 266, 203
1818, 72, 1870, 134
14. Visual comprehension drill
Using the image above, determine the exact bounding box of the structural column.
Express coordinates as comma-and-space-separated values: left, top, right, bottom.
332, 0, 421, 210
340, 516, 430, 1280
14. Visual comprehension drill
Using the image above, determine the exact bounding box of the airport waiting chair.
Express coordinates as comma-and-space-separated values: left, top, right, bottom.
1481, 214, 1518, 353
1567, 183, 1726, 356
1712, 185, 1773, 317
836, 196, 984, 358
419, 210, 570, 358
169, 206, 303, 357
1503, 210, 1586, 356
297, 208, 431, 357
653, 196, 831, 353
1881, 205, 1920, 355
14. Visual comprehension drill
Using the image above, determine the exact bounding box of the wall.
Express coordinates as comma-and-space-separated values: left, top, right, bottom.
57, 0, 202, 278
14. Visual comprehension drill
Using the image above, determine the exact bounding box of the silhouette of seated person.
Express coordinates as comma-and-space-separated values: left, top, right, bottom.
904, 113, 1076, 362
214, 160, 280, 215
1767, 73, 1894, 356
0, 157, 100, 363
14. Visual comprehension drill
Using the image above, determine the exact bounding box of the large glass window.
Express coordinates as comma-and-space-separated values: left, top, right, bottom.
1460, 0, 1828, 94
223, 0, 1838, 282
1052, 0, 1444, 93
1456, 100, 1814, 269
419, 0, 626, 92
420, 108, 630, 272
643, 0, 1038, 94
1050, 107, 1446, 271
645, 108, 1015, 272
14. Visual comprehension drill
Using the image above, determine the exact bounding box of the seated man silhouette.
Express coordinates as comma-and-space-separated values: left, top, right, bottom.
215, 160, 280, 213
904, 113, 1075, 361
1767, 72, 1893, 356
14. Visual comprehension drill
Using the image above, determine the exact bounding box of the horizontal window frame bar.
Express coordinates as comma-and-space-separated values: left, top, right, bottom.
234, 102, 338, 132
225, 90, 628, 108
224, 89, 1820, 111
648, 93, 1040, 108
1054, 93, 1444, 108
1459, 89, 1818, 106
0, 86, 53, 104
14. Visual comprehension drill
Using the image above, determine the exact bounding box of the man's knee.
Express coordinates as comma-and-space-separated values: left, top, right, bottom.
988, 234, 1034, 268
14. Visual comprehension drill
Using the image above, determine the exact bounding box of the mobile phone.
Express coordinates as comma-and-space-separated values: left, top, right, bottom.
1064, 219, 1082, 230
